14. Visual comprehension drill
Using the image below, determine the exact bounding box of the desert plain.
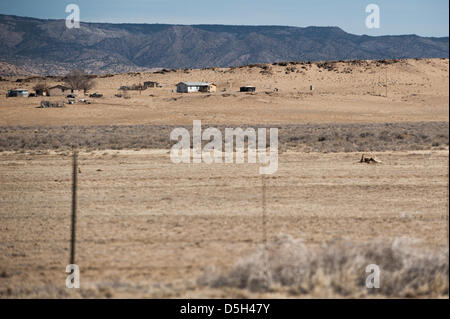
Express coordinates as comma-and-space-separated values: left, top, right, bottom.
0, 58, 448, 298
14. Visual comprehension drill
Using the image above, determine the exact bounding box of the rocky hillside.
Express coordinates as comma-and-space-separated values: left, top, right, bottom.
0, 61, 36, 77
0, 14, 448, 75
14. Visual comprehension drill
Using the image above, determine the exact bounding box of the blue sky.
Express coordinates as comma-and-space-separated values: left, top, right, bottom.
0, 0, 448, 37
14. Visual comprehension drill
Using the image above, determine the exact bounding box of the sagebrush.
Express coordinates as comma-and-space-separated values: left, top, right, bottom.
199, 234, 449, 298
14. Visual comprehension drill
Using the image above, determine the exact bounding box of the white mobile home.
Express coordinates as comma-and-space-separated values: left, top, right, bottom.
176, 82, 216, 93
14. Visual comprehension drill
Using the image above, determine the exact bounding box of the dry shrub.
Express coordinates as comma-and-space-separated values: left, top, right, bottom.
199, 234, 449, 298
0, 122, 447, 152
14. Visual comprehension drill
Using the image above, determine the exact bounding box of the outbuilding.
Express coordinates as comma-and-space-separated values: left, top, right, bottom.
7, 89, 29, 97
144, 81, 160, 88
47, 85, 71, 96
240, 86, 256, 92
176, 82, 216, 93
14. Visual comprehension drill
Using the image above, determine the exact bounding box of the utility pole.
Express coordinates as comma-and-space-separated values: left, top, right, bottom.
70, 150, 78, 265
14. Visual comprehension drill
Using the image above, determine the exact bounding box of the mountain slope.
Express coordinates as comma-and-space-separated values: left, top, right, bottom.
0, 14, 448, 75
0, 61, 36, 77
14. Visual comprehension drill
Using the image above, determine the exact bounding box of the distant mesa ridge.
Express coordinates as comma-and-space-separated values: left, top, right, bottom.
0, 14, 448, 75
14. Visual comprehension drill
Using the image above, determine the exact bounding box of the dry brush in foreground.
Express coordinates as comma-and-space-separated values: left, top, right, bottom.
199, 234, 449, 298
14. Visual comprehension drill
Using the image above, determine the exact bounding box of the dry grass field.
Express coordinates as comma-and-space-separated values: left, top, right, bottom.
0, 58, 448, 298
0, 150, 448, 298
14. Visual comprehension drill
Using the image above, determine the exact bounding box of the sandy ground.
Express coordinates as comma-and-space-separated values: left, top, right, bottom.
0, 59, 448, 126
0, 150, 448, 298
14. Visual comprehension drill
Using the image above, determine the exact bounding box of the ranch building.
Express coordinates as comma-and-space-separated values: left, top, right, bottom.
176, 82, 216, 93
47, 85, 71, 96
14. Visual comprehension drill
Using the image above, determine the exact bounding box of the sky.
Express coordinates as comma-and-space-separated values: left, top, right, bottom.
0, 0, 448, 37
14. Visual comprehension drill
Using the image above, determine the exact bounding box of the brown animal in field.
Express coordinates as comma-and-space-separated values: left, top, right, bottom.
360, 154, 382, 164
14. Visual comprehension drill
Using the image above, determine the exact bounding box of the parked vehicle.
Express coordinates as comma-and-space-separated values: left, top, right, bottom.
79, 99, 91, 104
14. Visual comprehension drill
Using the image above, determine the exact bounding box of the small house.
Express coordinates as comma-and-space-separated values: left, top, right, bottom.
7, 89, 29, 97
47, 85, 71, 96
144, 81, 160, 88
176, 82, 216, 93
240, 86, 256, 92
